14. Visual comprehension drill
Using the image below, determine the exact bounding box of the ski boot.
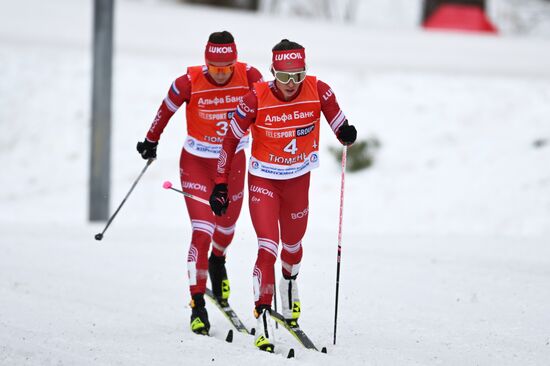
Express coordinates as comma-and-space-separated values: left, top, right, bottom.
279, 276, 301, 328
208, 253, 230, 306
254, 305, 275, 353
189, 293, 210, 335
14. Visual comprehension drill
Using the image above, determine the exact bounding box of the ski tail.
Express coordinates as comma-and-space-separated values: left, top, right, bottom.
269, 309, 318, 351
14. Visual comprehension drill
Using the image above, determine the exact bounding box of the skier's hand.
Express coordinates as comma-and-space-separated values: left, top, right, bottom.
136, 138, 158, 159
210, 184, 229, 216
337, 121, 357, 146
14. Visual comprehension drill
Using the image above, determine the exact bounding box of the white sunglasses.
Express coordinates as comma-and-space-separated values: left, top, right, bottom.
272, 67, 307, 84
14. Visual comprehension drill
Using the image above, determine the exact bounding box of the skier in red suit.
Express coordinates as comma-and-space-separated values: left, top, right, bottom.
136, 31, 263, 336
209, 39, 357, 352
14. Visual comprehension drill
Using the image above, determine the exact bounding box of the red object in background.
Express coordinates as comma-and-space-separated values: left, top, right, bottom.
423, 4, 498, 34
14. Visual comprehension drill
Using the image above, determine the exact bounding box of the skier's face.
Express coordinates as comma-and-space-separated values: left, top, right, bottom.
207, 60, 235, 84
274, 67, 305, 100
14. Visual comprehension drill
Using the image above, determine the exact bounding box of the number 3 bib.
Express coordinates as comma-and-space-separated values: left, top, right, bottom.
185, 63, 250, 158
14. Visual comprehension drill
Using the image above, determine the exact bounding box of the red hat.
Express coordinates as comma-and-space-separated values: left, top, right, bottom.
205, 42, 237, 63
272, 48, 306, 71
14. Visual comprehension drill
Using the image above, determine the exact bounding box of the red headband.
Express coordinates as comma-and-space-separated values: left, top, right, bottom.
272, 49, 306, 71
205, 42, 237, 63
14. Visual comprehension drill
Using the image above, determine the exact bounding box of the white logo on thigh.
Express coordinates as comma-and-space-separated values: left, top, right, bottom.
250, 185, 274, 198
290, 208, 309, 220
182, 181, 207, 192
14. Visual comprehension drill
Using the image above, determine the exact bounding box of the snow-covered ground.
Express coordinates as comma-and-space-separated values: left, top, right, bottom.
1, 0, 550, 365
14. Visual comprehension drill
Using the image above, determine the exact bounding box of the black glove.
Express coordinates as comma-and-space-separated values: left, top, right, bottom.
136, 139, 158, 159
337, 121, 357, 146
210, 183, 229, 217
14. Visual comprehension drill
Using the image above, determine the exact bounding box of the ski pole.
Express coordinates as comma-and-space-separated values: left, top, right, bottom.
94, 158, 155, 241
333, 146, 347, 345
273, 268, 278, 329
162, 181, 210, 206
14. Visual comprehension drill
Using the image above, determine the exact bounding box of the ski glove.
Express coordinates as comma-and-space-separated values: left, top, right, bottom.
337, 121, 357, 146
136, 139, 158, 159
210, 183, 229, 217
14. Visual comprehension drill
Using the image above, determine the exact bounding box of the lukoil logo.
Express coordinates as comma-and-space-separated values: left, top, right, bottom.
274, 53, 303, 61
238, 100, 254, 114
208, 46, 234, 54
182, 181, 207, 192
322, 89, 334, 101
250, 185, 274, 198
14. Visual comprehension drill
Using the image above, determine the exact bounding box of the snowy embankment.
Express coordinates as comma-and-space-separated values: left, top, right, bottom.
1, 0, 549, 365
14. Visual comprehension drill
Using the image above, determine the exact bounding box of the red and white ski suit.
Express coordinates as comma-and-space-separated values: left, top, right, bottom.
216, 76, 347, 307
146, 62, 263, 296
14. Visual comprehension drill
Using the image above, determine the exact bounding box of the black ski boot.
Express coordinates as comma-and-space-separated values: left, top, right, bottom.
190, 293, 210, 335
208, 254, 230, 306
